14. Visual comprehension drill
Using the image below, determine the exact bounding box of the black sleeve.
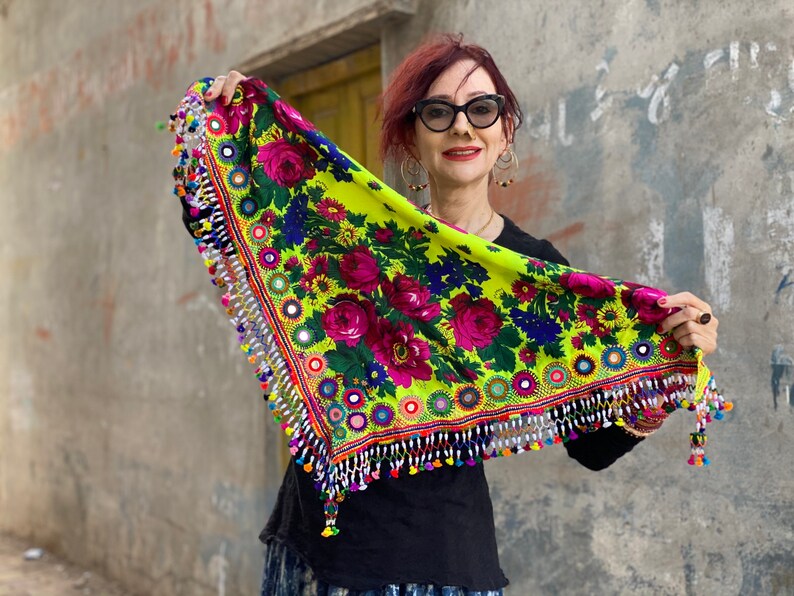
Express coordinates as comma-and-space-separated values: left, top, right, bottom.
536, 239, 569, 267
496, 219, 645, 471
547, 243, 645, 470
178, 194, 210, 239
563, 425, 643, 470
179, 197, 232, 251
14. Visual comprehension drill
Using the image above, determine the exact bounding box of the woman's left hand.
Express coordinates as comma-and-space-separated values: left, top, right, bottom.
656, 292, 719, 356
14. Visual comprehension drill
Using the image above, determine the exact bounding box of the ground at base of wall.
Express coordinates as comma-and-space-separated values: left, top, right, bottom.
0, 533, 129, 596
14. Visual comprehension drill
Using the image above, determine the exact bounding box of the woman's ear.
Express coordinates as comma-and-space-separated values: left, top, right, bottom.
502, 116, 514, 152
403, 142, 421, 162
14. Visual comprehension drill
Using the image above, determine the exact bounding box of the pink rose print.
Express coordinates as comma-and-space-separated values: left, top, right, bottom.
382, 274, 440, 322
339, 246, 380, 293
273, 99, 316, 134
321, 296, 376, 347
449, 293, 503, 351
559, 272, 616, 299
257, 138, 316, 187
627, 286, 673, 325
368, 319, 432, 388
375, 228, 394, 243
528, 258, 546, 269
219, 78, 269, 134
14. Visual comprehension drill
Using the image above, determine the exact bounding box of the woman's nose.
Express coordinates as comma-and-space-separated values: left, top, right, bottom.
449, 110, 471, 135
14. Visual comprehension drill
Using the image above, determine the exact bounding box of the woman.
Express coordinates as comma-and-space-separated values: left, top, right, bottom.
197, 35, 719, 596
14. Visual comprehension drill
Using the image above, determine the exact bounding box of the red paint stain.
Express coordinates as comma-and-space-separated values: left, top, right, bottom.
547, 221, 585, 244
204, 0, 227, 53
176, 291, 198, 305
95, 280, 119, 345
0, 0, 228, 151
34, 327, 52, 341
491, 153, 558, 229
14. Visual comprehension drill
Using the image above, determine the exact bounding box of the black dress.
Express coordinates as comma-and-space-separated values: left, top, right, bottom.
259, 216, 643, 591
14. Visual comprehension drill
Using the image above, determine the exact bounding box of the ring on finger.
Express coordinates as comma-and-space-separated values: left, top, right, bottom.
696, 311, 712, 325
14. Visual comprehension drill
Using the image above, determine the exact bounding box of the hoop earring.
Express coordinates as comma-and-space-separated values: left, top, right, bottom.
492, 149, 518, 188
401, 157, 429, 192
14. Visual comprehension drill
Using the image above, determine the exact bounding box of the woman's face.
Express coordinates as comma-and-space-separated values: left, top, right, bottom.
410, 59, 509, 192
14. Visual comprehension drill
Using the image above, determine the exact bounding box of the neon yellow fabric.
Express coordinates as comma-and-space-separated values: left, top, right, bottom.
170, 78, 728, 536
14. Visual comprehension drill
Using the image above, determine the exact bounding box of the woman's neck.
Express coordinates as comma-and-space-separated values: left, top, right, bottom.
428, 177, 490, 229
427, 177, 503, 240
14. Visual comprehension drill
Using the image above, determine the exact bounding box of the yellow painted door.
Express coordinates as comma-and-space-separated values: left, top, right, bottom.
278, 45, 383, 179
273, 47, 382, 470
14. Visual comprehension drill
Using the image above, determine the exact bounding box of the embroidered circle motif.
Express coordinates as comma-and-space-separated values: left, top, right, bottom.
660, 336, 683, 359
399, 396, 424, 420
573, 354, 596, 376
267, 273, 290, 295
228, 168, 249, 189
217, 140, 237, 160
240, 198, 258, 216
455, 385, 482, 411
512, 371, 537, 396
327, 403, 345, 426
602, 346, 627, 370
484, 376, 510, 402
343, 387, 366, 410
333, 426, 347, 439
304, 353, 326, 377
280, 298, 303, 321
250, 224, 269, 243
371, 404, 395, 427
292, 325, 314, 346
318, 378, 338, 399
427, 391, 452, 417
631, 340, 654, 362
207, 114, 226, 135
544, 363, 570, 388
347, 412, 367, 432
259, 247, 280, 269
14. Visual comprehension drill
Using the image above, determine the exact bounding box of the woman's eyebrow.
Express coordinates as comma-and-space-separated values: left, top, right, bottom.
426, 91, 490, 100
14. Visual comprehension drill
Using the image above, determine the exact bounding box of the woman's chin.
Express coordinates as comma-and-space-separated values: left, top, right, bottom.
433, 169, 489, 191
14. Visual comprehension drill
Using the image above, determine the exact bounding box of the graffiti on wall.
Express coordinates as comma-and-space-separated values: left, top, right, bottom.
771, 346, 793, 410
524, 40, 794, 146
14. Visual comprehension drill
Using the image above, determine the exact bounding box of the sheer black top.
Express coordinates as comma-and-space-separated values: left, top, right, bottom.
257, 216, 643, 590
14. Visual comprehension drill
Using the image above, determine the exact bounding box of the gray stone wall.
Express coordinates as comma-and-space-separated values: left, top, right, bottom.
384, 1, 794, 594
1, 0, 791, 594
0, 1, 397, 594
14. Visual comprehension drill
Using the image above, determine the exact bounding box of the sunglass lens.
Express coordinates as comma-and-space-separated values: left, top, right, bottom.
467, 98, 500, 128
420, 103, 455, 131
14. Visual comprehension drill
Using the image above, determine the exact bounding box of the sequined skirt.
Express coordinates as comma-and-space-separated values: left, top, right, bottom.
261, 541, 504, 596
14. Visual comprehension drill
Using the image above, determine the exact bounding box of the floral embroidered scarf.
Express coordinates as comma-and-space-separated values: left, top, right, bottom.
169, 78, 729, 536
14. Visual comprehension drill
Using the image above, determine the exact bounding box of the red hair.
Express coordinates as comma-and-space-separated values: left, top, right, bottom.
379, 34, 522, 161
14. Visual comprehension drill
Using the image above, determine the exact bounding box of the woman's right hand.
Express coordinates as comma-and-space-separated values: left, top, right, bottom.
203, 70, 248, 105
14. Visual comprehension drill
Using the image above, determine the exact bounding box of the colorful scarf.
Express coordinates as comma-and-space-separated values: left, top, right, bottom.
169, 78, 729, 536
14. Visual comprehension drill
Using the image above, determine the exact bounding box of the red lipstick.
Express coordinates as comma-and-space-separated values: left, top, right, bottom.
442, 146, 482, 161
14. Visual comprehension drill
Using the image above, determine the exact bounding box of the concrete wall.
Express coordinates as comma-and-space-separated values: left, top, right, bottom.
0, 1, 407, 594
383, 1, 794, 594
1, 0, 792, 595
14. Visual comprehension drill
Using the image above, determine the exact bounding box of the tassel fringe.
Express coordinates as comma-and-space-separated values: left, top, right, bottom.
169, 90, 731, 538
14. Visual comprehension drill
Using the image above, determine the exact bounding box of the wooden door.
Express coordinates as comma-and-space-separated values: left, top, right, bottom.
277, 45, 383, 179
